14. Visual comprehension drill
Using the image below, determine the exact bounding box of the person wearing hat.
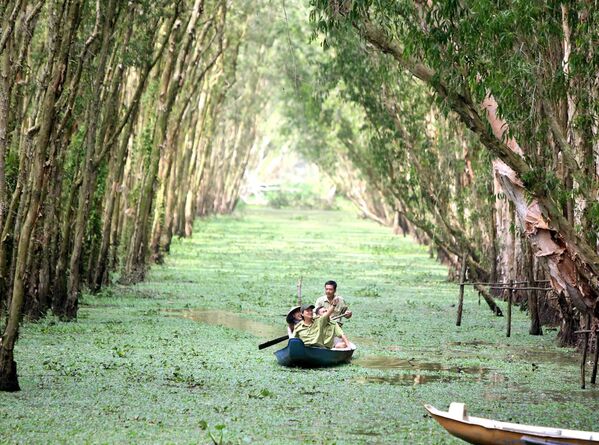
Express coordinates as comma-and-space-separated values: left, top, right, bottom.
314, 280, 352, 325
286, 305, 302, 337
292, 299, 351, 349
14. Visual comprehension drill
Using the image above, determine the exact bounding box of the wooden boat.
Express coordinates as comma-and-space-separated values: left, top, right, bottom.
274, 338, 355, 367
425, 403, 599, 445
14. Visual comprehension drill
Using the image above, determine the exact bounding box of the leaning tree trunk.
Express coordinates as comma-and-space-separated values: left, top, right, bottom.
0, 0, 77, 390
360, 22, 599, 324
150, 6, 222, 261
65, 0, 116, 319
123, 0, 204, 282
91, 10, 173, 290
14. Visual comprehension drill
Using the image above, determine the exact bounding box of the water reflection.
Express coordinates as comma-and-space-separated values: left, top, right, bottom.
173, 308, 284, 338
481, 373, 526, 401
354, 355, 488, 375
512, 349, 577, 366
448, 340, 492, 347
539, 389, 599, 402
354, 374, 451, 385
352, 355, 490, 386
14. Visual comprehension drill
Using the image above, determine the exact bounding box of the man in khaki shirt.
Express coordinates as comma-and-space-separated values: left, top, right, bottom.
314, 280, 353, 323
293, 301, 351, 349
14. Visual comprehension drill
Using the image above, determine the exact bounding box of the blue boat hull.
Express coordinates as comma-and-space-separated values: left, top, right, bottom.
274, 338, 355, 367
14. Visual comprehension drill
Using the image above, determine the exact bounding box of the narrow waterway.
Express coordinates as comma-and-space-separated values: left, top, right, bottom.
3, 207, 597, 444
151, 208, 598, 441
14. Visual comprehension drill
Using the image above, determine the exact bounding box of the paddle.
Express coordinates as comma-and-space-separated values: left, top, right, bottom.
258, 334, 289, 350
258, 313, 347, 350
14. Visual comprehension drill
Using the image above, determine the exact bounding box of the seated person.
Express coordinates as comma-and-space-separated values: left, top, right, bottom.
293, 300, 352, 349
286, 305, 302, 337
314, 280, 352, 325
314, 306, 346, 348
314, 306, 327, 317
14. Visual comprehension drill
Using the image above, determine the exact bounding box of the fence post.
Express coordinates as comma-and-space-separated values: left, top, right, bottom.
506, 280, 513, 337
456, 253, 467, 326
591, 326, 598, 385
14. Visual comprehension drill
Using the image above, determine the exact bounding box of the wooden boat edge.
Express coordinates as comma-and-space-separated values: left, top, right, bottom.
424, 404, 599, 443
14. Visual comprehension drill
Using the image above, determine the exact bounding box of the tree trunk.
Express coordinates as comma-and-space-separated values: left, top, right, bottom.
90, 9, 172, 290
52, 176, 79, 316
64, 0, 117, 318
555, 291, 579, 347
523, 235, 543, 335
0, 0, 77, 389
92, 123, 131, 291
122, 0, 204, 282
0, 37, 10, 235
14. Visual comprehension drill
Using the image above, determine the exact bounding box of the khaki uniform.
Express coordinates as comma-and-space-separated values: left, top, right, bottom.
314, 295, 348, 320
293, 314, 344, 349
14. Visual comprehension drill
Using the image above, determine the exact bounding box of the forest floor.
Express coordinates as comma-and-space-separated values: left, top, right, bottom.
1, 205, 598, 444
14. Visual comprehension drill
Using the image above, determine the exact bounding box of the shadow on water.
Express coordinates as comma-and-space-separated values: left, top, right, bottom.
481, 373, 599, 403
173, 308, 284, 339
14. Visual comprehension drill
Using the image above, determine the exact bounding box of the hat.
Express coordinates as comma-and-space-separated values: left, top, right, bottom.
300, 304, 315, 313
286, 306, 301, 324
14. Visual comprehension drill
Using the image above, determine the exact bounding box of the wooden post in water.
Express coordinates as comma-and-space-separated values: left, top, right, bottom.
581, 314, 591, 389
506, 280, 513, 337
591, 326, 598, 385
527, 262, 542, 335
456, 253, 467, 326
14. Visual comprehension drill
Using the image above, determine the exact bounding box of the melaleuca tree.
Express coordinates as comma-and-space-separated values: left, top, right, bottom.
0, 0, 275, 392
309, 0, 599, 341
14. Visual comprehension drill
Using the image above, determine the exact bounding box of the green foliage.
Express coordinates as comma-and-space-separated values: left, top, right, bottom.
3, 145, 20, 192
274, 5, 498, 276
521, 168, 561, 199
63, 127, 87, 186
265, 184, 337, 210
264, 190, 290, 208
304, 0, 599, 279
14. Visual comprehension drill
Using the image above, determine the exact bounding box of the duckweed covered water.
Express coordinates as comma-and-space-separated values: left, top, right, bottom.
1, 206, 598, 444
